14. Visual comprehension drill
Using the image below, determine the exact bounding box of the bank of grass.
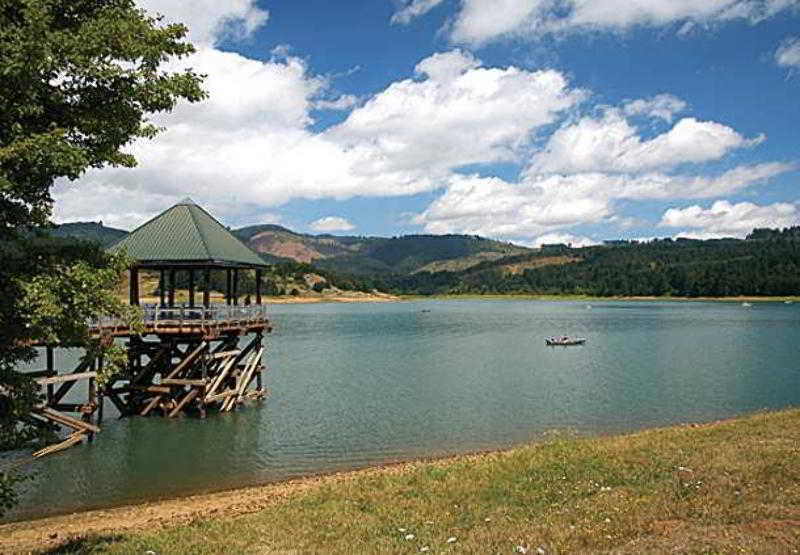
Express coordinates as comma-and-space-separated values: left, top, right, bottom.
25, 409, 800, 554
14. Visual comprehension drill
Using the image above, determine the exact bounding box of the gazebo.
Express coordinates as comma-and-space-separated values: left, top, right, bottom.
109, 198, 268, 308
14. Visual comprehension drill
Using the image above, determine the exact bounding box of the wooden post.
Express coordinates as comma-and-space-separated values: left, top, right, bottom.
46, 346, 54, 404
203, 268, 211, 308
256, 269, 262, 305
168, 269, 176, 308
159, 269, 166, 307
85, 357, 97, 442
226, 269, 232, 305
97, 353, 104, 425
130, 267, 140, 306
188, 270, 195, 308
233, 269, 239, 306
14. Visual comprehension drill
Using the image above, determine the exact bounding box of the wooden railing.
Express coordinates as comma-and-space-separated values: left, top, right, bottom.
88, 304, 270, 332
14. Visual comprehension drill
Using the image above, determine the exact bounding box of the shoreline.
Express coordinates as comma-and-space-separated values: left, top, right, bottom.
135, 292, 799, 306
399, 293, 800, 303
1, 408, 794, 552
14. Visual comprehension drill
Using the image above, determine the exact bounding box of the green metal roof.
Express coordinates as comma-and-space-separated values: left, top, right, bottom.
109, 198, 266, 268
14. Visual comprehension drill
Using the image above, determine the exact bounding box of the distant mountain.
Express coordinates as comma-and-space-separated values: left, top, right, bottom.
48, 221, 128, 247
52, 221, 533, 277
44, 221, 800, 297
233, 225, 531, 275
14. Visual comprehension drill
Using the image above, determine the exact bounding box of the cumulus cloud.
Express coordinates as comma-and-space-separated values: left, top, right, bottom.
530, 110, 765, 174
391, 0, 446, 24
309, 216, 356, 232
445, 0, 798, 45
413, 163, 791, 239
659, 200, 800, 238
623, 94, 687, 122
136, 0, 269, 46
53, 50, 584, 228
776, 37, 800, 67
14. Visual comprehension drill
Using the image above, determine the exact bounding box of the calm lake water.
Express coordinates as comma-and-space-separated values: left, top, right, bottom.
7, 299, 800, 521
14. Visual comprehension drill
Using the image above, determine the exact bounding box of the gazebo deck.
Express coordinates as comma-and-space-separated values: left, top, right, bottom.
87, 305, 272, 339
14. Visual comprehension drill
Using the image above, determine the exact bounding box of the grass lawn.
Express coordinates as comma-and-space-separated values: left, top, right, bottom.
14, 408, 798, 554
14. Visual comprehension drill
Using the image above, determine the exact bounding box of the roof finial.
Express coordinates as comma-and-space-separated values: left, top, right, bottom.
178, 197, 196, 205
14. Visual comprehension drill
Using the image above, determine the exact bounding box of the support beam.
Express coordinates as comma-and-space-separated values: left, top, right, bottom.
188, 270, 195, 308
232, 269, 239, 305
256, 269, 262, 305
130, 267, 140, 306
159, 269, 166, 307
46, 346, 54, 403
168, 269, 176, 308
226, 269, 232, 306
203, 268, 211, 308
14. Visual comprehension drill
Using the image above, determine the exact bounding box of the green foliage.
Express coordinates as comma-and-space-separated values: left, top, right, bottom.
0, 0, 204, 516
381, 229, 800, 296
0, 0, 206, 236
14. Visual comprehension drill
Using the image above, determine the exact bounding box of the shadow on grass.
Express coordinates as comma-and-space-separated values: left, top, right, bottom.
42, 534, 125, 554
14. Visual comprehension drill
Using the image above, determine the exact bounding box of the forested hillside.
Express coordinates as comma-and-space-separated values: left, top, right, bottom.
49, 222, 800, 298
47, 221, 127, 246
378, 228, 800, 297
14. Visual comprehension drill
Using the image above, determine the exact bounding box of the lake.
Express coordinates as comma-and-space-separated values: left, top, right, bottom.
7, 299, 800, 521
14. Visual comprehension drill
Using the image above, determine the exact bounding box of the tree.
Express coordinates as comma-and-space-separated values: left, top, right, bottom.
0, 0, 205, 513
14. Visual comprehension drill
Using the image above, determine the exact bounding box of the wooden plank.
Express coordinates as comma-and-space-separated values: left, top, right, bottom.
168, 388, 200, 418
140, 341, 207, 416
140, 394, 163, 416
210, 350, 240, 360
164, 341, 208, 379
33, 432, 86, 458
40, 406, 101, 433
130, 385, 171, 394
34, 407, 101, 433
204, 354, 245, 402
161, 378, 207, 386
225, 347, 262, 411
35, 371, 97, 386
204, 390, 238, 403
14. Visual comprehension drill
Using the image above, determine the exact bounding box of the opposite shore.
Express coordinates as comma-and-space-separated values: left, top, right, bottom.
2, 408, 798, 553
261, 292, 800, 304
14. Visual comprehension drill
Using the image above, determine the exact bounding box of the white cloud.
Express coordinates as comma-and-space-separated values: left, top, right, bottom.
391, 0, 446, 24
328, 51, 585, 179
314, 95, 359, 111
450, 0, 544, 45
659, 200, 800, 238
53, 50, 585, 228
413, 163, 791, 239
136, 0, 268, 46
309, 216, 356, 233
445, 0, 799, 45
623, 94, 687, 122
776, 37, 800, 67
528, 232, 599, 248
530, 110, 764, 174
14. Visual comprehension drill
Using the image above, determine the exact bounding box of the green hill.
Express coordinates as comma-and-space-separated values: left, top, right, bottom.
49, 220, 800, 298
382, 229, 800, 297
48, 221, 127, 246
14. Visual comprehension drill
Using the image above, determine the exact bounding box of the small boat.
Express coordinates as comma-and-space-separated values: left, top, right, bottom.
741, 302, 752, 308
546, 336, 587, 346
784, 301, 793, 305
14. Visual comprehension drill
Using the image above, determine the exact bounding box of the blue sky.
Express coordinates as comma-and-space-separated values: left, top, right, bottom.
54, 0, 800, 246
